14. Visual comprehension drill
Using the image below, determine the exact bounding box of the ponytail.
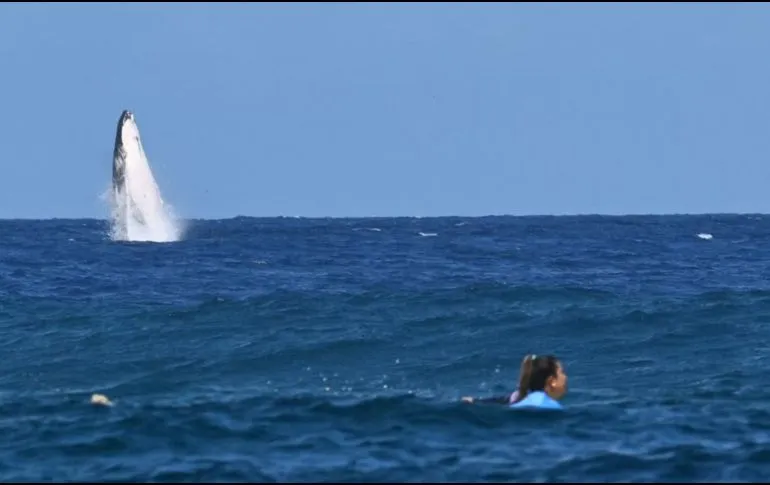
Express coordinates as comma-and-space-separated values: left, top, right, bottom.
515, 354, 536, 403
513, 354, 560, 403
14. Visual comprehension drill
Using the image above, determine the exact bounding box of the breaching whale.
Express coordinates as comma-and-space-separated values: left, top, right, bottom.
110, 110, 181, 242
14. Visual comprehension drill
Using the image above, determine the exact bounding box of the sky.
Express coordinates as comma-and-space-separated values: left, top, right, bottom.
1, 3, 770, 219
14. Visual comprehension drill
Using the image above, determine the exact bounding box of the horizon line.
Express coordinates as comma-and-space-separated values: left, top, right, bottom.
0, 211, 767, 221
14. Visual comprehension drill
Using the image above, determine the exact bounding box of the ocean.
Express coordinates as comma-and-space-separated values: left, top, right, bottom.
1, 214, 769, 482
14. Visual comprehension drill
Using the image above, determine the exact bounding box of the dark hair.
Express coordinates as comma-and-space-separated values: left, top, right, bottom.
513, 354, 560, 403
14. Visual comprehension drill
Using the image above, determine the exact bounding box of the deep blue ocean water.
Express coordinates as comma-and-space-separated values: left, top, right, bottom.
1, 214, 770, 482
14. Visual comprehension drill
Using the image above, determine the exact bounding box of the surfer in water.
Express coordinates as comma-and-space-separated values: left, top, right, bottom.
461, 354, 568, 407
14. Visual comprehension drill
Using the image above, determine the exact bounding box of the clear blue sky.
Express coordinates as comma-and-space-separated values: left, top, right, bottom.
2, 3, 769, 219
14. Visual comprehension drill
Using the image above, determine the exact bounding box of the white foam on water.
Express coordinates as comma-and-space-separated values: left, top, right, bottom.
108, 114, 184, 243
697, 233, 713, 240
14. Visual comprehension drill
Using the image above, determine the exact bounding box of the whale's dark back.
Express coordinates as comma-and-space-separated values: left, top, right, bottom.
112, 110, 132, 189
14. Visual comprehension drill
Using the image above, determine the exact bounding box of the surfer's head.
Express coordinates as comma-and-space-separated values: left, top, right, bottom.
514, 354, 567, 403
